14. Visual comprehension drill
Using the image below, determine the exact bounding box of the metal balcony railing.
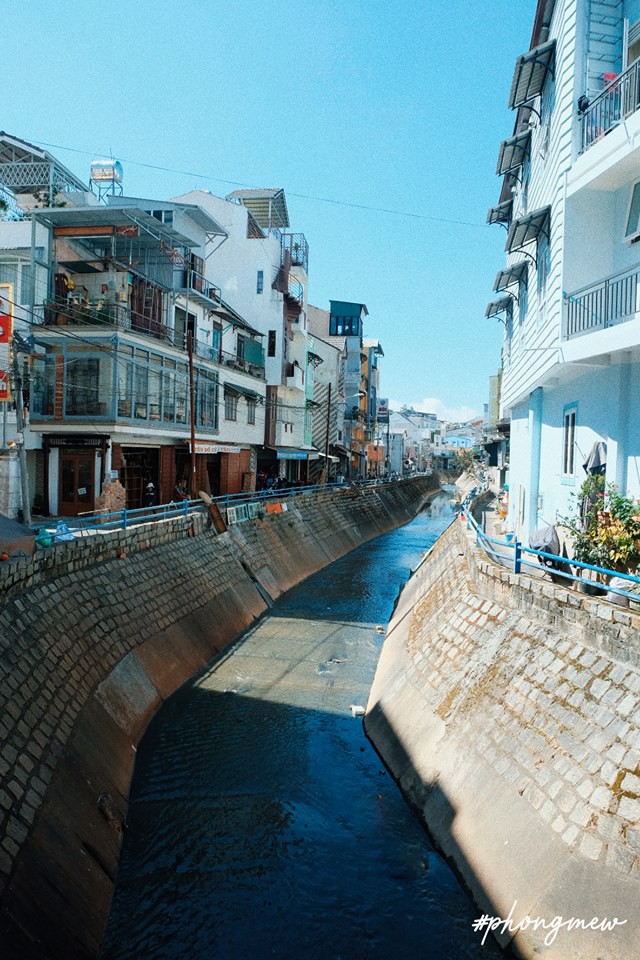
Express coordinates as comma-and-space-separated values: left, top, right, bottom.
281, 232, 309, 273
564, 264, 640, 339
41, 297, 175, 344
581, 60, 640, 152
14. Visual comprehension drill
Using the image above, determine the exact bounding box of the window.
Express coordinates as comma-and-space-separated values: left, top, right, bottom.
30, 354, 56, 416
198, 372, 218, 428
330, 314, 362, 336
537, 234, 551, 298
133, 349, 149, 419
268, 330, 276, 357
247, 398, 256, 425
518, 280, 528, 327
257, 270, 264, 294
175, 364, 188, 423
65, 356, 112, 416
625, 182, 640, 242
562, 406, 577, 478
163, 359, 176, 422
224, 390, 238, 421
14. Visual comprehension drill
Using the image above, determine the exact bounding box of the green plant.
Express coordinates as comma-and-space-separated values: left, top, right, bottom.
559, 477, 640, 574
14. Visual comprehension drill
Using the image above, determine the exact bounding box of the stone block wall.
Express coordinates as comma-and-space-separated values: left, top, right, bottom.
0, 476, 438, 960
366, 515, 640, 960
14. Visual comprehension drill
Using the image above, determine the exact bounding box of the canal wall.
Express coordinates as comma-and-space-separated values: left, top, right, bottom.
0, 476, 438, 960
366, 512, 640, 960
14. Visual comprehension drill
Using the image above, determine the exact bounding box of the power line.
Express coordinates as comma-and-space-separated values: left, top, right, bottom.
33, 137, 487, 229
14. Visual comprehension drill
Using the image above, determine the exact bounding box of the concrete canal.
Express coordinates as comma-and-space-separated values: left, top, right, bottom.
100, 492, 503, 959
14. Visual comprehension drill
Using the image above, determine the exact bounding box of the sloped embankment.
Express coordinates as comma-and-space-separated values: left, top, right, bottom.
0, 477, 437, 960
366, 516, 640, 960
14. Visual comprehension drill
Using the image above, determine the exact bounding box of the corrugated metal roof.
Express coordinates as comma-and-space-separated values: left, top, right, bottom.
225, 188, 289, 229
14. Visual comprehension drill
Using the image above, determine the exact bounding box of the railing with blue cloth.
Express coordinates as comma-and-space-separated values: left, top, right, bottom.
462, 505, 640, 606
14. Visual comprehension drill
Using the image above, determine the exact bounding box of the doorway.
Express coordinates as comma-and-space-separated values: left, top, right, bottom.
59, 453, 95, 516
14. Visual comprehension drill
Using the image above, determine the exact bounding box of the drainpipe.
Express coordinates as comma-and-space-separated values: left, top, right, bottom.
528, 387, 543, 538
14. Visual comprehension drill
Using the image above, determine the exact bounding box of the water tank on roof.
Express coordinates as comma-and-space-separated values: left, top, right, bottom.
90, 160, 123, 183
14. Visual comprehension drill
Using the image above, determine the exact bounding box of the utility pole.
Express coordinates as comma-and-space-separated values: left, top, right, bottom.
322, 382, 331, 483
11, 343, 31, 525
187, 331, 197, 499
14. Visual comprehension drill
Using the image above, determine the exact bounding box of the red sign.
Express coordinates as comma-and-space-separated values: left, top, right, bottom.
0, 283, 12, 402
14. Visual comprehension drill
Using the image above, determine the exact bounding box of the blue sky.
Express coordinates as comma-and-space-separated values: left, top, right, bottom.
3, 0, 536, 420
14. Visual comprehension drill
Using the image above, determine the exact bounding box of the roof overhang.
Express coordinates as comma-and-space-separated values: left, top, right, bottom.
508, 39, 556, 110
496, 129, 531, 176
0, 131, 88, 197
32, 205, 197, 249
505, 205, 550, 253
210, 301, 263, 337
226, 188, 289, 229
485, 296, 514, 319
494, 261, 529, 291
487, 198, 513, 226
223, 382, 264, 401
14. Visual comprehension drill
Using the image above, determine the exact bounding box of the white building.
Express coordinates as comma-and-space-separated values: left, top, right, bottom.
487, 0, 640, 538
174, 188, 314, 482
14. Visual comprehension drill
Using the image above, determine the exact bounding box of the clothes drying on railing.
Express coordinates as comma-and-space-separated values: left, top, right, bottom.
529, 524, 571, 577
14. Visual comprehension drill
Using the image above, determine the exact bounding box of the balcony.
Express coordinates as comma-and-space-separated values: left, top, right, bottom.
581, 60, 640, 153
42, 297, 177, 346
281, 233, 309, 273
564, 263, 640, 339
285, 360, 304, 391
180, 269, 221, 306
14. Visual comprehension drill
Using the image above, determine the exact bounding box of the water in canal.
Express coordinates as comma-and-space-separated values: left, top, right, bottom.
101, 492, 503, 959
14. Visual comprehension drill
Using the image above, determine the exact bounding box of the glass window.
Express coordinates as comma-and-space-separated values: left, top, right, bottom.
224, 390, 238, 421
30, 354, 56, 417
247, 398, 256, 425
163, 359, 176, 422
117, 345, 133, 418
175, 363, 188, 423
149, 355, 162, 420
537, 235, 551, 297
562, 406, 577, 477
198, 371, 218, 428
625, 182, 640, 241
257, 270, 264, 294
268, 330, 276, 357
133, 350, 149, 419
65, 355, 113, 416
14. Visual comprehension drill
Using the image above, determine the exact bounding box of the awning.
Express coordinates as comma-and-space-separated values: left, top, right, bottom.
313, 451, 339, 463
496, 129, 531, 176
485, 297, 513, 319
330, 443, 350, 457
508, 39, 556, 109
268, 446, 310, 460
494, 261, 528, 291
505, 206, 550, 253
211, 301, 263, 337
223, 382, 264, 401
487, 198, 513, 226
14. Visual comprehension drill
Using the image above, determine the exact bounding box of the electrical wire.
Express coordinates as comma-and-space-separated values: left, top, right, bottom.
33, 137, 487, 229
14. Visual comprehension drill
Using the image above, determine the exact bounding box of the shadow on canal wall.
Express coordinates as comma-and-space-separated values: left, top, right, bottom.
365, 514, 640, 960
0, 476, 438, 960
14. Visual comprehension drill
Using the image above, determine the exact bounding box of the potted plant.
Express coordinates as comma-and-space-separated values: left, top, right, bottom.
560, 477, 640, 591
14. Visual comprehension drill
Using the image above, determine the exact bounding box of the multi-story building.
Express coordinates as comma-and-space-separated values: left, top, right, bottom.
0, 135, 269, 516
487, 0, 640, 537
174, 188, 314, 483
